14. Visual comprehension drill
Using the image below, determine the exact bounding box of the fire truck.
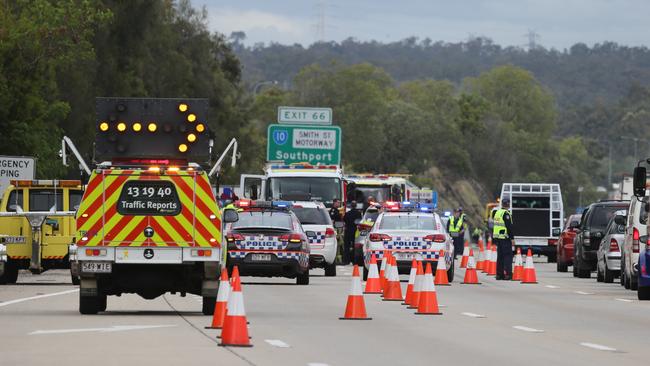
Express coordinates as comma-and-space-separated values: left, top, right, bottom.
0, 179, 82, 284
64, 98, 238, 314
344, 174, 433, 204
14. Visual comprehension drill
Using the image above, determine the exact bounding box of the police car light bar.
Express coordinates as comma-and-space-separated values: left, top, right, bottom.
235, 200, 293, 210
269, 164, 338, 170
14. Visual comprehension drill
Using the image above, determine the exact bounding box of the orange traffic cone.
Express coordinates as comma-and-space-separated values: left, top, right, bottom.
481, 243, 490, 274
521, 249, 538, 284
219, 272, 252, 347
488, 245, 497, 276
206, 268, 230, 329
383, 256, 403, 301
403, 259, 417, 305
230, 265, 240, 284
512, 248, 524, 281
462, 249, 481, 284
476, 241, 485, 271
340, 265, 372, 320
434, 250, 450, 286
460, 242, 470, 268
364, 254, 382, 294
408, 261, 424, 309
381, 251, 392, 293
415, 263, 442, 315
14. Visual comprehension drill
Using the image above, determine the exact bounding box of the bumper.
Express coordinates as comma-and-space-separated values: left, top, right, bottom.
228, 251, 309, 277
605, 255, 621, 271
309, 239, 337, 266
561, 245, 574, 263
516, 245, 555, 256
363, 249, 445, 274
579, 248, 598, 267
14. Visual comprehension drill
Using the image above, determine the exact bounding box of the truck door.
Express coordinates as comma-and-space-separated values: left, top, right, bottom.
239, 174, 265, 200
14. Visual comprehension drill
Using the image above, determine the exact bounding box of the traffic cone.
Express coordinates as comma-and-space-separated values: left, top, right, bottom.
364, 254, 382, 294
380, 251, 391, 293
230, 265, 240, 284
383, 256, 403, 301
512, 248, 524, 281
434, 250, 450, 286
476, 240, 485, 271
462, 249, 481, 284
481, 243, 491, 274
340, 265, 372, 320
206, 268, 230, 329
460, 242, 470, 268
487, 245, 497, 276
219, 272, 252, 347
521, 249, 538, 284
403, 259, 417, 305
409, 261, 424, 309
415, 263, 442, 315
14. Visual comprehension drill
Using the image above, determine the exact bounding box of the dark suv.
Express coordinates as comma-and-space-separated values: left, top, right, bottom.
573, 200, 629, 278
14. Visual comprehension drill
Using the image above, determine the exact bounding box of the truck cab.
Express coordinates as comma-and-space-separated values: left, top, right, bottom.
0, 180, 82, 284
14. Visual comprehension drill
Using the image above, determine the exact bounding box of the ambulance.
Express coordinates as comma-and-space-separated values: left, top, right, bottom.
68, 98, 238, 314
0, 179, 82, 284
344, 174, 434, 204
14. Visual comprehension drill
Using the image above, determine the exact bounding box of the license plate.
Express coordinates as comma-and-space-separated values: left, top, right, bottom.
251, 253, 272, 261
81, 262, 112, 273
396, 252, 417, 261
1, 236, 26, 244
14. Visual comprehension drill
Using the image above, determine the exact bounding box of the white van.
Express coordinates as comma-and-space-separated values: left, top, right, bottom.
621, 195, 649, 290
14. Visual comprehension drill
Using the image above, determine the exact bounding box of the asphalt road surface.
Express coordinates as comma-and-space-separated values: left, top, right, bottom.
1, 260, 648, 366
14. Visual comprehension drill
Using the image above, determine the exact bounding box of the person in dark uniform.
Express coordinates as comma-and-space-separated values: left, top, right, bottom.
493, 197, 515, 280
329, 199, 342, 222
447, 208, 466, 258
343, 200, 362, 265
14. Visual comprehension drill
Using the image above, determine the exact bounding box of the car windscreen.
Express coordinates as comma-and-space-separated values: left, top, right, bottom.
378, 215, 435, 230
292, 207, 332, 225
356, 186, 391, 202
29, 189, 64, 211
232, 211, 294, 230
267, 177, 341, 206
590, 205, 628, 231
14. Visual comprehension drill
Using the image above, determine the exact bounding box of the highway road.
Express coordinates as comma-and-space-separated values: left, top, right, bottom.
1, 260, 648, 366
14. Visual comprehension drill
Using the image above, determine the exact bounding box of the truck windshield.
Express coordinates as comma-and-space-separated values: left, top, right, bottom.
267, 177, 341, 206
355, 186, 391, 202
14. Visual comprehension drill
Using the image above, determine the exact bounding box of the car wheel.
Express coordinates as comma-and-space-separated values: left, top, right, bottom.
604, 264, 615, 283
630, 275, 639, 291
572, 260, 578, 277
324, 263, 336, 277
557, 260, 568, 272
620, 259, 626, 286
296, 270, 310, 285
639, 285, 650, 300
362, 265, 369, 281
624, 272, 631, 289
447, 260, 455, 283
596, 266, 604, 282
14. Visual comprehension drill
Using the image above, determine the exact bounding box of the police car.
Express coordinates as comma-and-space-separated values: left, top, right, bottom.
226, 200, 310, 285
290, 201, 337, 276
362, 201, 454, 281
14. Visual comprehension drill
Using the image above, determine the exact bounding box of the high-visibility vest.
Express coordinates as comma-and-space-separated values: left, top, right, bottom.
449, 216, 464, 233
492, 209, 511, 239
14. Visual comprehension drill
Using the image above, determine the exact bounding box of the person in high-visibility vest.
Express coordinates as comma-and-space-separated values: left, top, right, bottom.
447, 208, 466, 258
492, 197, 515, 280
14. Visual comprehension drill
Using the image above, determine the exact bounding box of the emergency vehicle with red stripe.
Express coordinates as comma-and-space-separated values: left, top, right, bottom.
67, 98, 239, 314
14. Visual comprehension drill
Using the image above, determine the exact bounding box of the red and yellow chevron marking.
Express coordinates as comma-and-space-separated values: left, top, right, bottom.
76, 169, 221, 248
8, 256, 29, 259
43, 256, 66, 259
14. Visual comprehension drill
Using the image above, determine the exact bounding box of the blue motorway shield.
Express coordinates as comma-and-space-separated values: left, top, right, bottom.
273, 129, 289, 145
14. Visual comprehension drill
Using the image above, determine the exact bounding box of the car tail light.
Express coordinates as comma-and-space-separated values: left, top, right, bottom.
226, 233, 244, 242
633, 228, 640, 253
357, 223, 372, 231
280, 233, 303, 243
369, 233, 391, 242
424, 234, 446, 243
609, 239, 620, 252
325, 227, 336, 237
647, 237, 650, 251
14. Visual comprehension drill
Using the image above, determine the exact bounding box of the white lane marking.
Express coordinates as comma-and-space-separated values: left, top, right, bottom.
513, 325, 544, 333
0, 289, 79, 308
615, 298, 633, 303
545, 285, 560, 289
575, 291, 594, 295
462, 312, 486, 318
30, 325, 177, 335
265, 339, 290, 348
580, 342, 618, 352
308, 364, 330, 366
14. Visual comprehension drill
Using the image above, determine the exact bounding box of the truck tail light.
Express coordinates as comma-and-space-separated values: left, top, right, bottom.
633, 228, 640, 253
609, 239, 620, 252
191, 249, 212, 257
325, 227, 336, 237
369, 233, 391, 242
85, 249, 106, 256
424, 234, 446, 243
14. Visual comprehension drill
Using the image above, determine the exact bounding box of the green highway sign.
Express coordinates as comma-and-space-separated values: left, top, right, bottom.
267, 124, 341, 165
277, 106, 332, 125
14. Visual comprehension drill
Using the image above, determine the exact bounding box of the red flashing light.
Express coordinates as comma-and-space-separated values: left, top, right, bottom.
236, 199, 252, 208
424, 234, 446, 243
369, 233, 391, 242
113, 158, 188, 166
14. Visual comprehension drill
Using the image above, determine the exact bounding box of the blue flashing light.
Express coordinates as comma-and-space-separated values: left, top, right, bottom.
272, 200, 292, 208
418, 203, 434, 212
400, 201, 415, 209
443, 210, 452, 217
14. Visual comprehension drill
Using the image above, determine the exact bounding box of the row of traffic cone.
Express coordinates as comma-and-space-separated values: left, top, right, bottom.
206, 266, 253, 347
470, 239, 537, 283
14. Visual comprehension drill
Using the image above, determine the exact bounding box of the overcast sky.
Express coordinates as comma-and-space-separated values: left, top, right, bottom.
191, 0, 649, 49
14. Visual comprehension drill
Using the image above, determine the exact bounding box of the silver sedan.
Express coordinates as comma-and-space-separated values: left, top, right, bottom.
597, 210, 626, 283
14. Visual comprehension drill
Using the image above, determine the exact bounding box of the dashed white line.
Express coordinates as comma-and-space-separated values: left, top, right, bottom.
462, 312, 486, 318
308, 363, 330, 366
615, 298, 633, 303
575, 291, 594, 295
545, 285, 560, 289
265, 339, 290, 348
512, 325, 544, 333
580, 342, 618, 352
0, 289, 79, 308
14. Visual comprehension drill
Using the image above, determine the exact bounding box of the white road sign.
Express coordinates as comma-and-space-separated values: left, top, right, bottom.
0, 156, 35, 196
278, 106, 332, 125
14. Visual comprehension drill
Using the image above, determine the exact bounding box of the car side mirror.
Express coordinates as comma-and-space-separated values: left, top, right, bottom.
633, 166, 647, 197
222, 209, 239, 223
614, 215, 626, 225
305, 231, 317, 238
334, 221, 344, 229
569, 221, 580, 229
